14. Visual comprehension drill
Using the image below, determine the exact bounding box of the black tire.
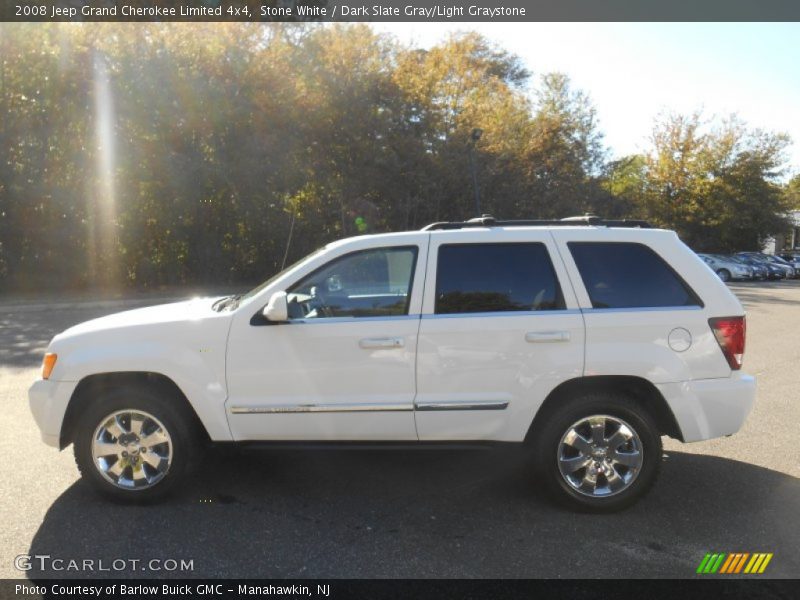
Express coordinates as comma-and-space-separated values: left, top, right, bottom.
73, 384, 200, 503
716, 269, 731, 282
532, 392, 662, 513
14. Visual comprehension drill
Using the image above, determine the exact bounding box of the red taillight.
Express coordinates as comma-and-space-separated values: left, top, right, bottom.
708, 316, 746, 370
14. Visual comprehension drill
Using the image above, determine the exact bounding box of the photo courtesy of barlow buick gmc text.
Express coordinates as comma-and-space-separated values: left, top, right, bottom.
0, 2, 799, 599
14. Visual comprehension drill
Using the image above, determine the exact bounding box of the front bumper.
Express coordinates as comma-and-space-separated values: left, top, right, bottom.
656, 373, 756, 443
28, 379, 78, 448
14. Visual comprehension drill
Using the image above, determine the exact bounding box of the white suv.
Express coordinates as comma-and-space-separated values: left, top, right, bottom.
29, 216, 755, 512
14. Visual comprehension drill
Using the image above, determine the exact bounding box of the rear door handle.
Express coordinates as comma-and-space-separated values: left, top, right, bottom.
525, 331, 570, 343
359, 337, 404, 349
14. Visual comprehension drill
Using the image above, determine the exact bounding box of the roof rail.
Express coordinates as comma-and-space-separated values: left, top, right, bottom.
421, 214, 652, 231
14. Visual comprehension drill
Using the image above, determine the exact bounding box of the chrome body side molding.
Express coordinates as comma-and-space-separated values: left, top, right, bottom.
231, 400, 510, 414
230, 403, 412, 414
414, 400, 509, 411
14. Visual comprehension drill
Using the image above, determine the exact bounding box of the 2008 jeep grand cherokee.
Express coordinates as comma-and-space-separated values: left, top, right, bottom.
29, 216, 755, 512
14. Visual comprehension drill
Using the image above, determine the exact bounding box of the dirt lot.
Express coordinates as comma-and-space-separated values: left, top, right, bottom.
0, 283, 798, 578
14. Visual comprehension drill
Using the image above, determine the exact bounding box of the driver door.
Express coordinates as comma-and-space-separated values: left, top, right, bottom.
225, 235, 428, 441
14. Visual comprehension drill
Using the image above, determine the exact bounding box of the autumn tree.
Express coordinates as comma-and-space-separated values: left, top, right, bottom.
644, 113, 791, 251
0, 24, 794, 294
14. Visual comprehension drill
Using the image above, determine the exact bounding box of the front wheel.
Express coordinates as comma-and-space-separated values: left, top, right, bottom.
73, 385, 199, 502
532, 393, 662, 512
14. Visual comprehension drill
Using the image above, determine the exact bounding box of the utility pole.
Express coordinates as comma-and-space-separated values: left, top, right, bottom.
468, 128, 483, 216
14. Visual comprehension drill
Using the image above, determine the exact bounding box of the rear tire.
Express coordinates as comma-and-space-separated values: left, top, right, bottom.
716, 269, 731, 282
73, 384, 200, 503
532, 392, 662, 513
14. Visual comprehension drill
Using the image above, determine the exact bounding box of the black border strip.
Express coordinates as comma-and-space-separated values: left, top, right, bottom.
4, 579, 797, 600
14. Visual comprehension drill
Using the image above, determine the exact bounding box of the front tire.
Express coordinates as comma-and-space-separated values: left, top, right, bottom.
73, 385, 198, 502
532, 392, 662, 513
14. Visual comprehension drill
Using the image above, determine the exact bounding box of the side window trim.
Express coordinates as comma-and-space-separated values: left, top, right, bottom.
422, 308, 582, 320
581, 305, 703, 314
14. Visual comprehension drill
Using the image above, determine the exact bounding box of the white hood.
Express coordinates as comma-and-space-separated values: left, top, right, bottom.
55, 297, 224, 341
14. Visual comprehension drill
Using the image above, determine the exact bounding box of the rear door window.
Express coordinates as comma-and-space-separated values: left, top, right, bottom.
568, 242, 701, 309
434, 243, 565, 314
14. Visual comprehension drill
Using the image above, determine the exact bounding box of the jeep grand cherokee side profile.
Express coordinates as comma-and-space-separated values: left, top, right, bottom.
29, 216, 755, 512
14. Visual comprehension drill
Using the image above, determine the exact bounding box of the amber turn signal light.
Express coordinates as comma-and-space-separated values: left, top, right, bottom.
42, 353, 57, 380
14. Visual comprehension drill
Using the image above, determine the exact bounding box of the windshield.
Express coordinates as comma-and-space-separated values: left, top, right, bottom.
237, 248, 326, 306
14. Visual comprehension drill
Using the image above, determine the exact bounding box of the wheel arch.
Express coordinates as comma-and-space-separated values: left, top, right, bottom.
526, 375, 684, 443
60, 371, 210, 449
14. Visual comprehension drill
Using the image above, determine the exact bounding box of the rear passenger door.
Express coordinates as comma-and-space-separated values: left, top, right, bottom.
414, 230, 585, 441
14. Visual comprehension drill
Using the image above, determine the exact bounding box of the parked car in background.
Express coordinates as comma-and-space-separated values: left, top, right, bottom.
697, 254, 753, 282
736, 252, 795, 279
734, 254, 785, 280
777, 252, 800, 273
723, 255, 768, 280
760, 254, 799, 278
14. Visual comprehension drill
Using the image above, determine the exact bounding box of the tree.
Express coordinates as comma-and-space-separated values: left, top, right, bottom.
0, 24, 794, 294
785, 174, 800, 210
518, 73, 607, 218
644, 112, 791, 251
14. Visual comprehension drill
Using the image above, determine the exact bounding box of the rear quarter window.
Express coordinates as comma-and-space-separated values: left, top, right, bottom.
568, 242, 702, 309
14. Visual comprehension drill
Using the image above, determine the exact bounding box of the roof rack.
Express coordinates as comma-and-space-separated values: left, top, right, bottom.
421, 214, 652, 231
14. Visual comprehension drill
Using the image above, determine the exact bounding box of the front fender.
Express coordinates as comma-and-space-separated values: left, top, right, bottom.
50, 329, 233, 442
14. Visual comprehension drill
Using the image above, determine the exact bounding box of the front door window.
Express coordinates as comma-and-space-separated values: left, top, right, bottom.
286, 247, 418, 319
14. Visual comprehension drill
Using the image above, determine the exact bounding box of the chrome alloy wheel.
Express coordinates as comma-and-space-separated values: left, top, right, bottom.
557, 415, 643, 497
91, 410, 173, 490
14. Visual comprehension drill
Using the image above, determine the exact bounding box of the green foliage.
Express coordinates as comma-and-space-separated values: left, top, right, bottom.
642, 113, 792, 251
786, 174, 800, 210
0, 24, 794, 293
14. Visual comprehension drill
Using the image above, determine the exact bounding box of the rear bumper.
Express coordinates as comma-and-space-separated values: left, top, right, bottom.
657, 373, 756, 443
28, 379, 78, 448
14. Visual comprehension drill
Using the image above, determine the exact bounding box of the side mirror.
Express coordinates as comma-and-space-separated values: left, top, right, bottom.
263, 291, 289, 322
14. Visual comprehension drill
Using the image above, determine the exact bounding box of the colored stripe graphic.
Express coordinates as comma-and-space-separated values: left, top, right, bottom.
700, 552, 772, 574
758, 554, 773, 573
710, 554, 726, 573
698, 553, 727, 573
696, 554, 712, 574
719, 554, 736, 573
745, 554, 762, 573
734, 553, 749, 573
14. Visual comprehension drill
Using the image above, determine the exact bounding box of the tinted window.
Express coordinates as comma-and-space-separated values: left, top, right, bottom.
568, 242, 701, 309
287, 247, 417, 319
435, 243, 565, 314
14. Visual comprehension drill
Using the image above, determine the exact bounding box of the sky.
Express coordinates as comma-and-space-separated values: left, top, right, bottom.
375, 23, 800, 176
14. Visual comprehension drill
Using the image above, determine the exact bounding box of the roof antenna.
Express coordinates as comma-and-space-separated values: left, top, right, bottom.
281, 211, 296, 270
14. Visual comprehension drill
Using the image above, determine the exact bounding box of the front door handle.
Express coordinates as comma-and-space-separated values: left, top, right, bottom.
359, 337, 404, 349
525, 331, 570, 343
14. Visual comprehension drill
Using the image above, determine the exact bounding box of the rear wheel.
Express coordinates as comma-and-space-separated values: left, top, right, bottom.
533, 392, 662, 512
716, 269, 731, 282
73, 385, 199, 502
